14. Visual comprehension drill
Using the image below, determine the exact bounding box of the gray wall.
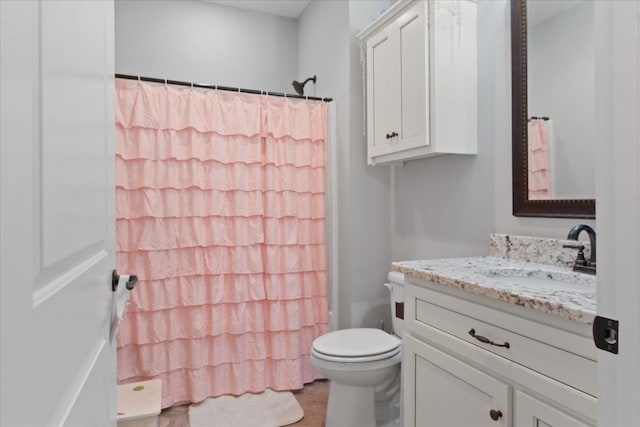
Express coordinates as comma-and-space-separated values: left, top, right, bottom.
528, 2, 595, 199
391, 1, 498, 260
347, 1, 394, 329
115, 0, 298, 93
116, 0, 395, 331
298, 0, 393, 331
115, 0, 596, 332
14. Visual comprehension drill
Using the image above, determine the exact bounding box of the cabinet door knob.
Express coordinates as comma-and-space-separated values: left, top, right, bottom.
489, 409, 502, 421
385, 131, 399, 139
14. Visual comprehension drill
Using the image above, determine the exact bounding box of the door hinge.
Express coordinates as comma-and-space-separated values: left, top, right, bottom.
593, 315, 619, 354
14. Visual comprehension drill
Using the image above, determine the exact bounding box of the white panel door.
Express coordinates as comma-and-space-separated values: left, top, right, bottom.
0, 1, 117, 426
594, 1, 640, 425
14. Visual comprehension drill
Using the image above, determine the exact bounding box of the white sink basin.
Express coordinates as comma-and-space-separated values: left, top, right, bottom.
479, 267, 594, 291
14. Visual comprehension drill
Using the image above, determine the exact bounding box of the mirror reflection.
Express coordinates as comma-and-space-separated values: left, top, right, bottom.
526, 0, 595, 200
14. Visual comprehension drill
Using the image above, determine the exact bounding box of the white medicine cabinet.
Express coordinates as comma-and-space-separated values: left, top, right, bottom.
358, 0, 478, 165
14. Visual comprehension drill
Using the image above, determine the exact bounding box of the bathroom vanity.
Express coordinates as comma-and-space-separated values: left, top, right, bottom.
394, 235, 597, 426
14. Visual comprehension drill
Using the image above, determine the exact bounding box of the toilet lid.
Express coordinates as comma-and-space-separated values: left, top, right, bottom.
312, 328, 401, 358
312, 345, 401, 363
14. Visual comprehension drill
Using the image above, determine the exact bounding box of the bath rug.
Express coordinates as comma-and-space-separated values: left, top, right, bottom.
188, 389, 304, 427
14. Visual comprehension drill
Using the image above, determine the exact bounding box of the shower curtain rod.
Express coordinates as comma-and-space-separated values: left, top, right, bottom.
115, 73, 333, 102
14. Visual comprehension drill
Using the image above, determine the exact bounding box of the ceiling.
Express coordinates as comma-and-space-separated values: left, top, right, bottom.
206, 0, 311, 18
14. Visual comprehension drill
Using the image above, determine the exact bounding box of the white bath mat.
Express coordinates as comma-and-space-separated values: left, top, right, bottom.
188, 389, 304, 427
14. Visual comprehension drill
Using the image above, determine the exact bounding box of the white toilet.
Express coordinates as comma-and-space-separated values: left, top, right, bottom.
311, 272, 405, 427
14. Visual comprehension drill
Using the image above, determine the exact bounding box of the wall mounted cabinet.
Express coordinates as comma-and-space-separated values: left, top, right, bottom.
403, 278, 597, 427
358, 0, 478, 165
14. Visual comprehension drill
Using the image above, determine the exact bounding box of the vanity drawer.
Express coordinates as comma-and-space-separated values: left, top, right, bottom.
406, 283, 597, 396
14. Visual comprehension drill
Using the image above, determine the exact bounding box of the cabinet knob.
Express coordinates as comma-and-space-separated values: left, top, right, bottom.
385, 131, 398, 139
489, 409, 502, 421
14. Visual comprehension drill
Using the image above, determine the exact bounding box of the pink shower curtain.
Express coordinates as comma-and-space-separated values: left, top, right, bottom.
114, 79, 328, 408
528, 119, 551, 199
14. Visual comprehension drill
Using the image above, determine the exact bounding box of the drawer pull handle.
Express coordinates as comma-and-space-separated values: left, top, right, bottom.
468, 329, 510, 349
489, 409, 503, 421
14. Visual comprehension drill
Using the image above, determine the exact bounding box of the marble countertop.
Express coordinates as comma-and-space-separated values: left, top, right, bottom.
392, 256, 596, 325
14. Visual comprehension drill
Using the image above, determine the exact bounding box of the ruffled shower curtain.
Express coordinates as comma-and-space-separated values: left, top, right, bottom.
528, 119, 551, 199
114, 79, 328, 408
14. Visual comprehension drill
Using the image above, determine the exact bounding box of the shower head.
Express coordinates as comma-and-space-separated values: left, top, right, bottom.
292, 75, 316, 96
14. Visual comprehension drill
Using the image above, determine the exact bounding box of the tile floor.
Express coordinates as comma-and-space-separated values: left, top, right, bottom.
289, 380, 329, 426
157, 380, 329, 427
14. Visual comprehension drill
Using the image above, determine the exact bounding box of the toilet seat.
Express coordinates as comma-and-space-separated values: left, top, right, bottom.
312, 328, 401, 363
312, 346, 401, 363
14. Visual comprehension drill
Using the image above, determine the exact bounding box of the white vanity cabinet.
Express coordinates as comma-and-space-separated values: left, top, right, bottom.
358, 0, 477, 166
403, 278, 597, 427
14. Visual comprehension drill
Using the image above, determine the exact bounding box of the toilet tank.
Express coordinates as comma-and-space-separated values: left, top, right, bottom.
384, 271, 405, 337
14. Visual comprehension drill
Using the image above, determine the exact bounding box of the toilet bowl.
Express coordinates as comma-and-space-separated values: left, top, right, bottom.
311, 272, 405, 427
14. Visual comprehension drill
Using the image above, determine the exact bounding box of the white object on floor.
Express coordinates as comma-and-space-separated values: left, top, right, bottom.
188, 389, 304, 427
117, 379, 162, 427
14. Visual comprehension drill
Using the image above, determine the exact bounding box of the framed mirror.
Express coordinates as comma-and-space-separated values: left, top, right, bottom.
511, 0, 595, 218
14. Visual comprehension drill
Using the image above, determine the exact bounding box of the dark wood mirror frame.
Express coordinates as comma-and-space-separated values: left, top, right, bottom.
511, 0, 595, 219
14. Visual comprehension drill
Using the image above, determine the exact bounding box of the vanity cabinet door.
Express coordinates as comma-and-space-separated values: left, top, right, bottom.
404, 335, 512, 427
514, 391, 595, 427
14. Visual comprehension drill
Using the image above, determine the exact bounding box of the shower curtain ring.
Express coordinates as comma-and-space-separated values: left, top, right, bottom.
137, 75, 141, 82
164, 79, 167, 85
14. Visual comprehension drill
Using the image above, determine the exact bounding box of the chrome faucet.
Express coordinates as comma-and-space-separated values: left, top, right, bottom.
563, 224, 596, 274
